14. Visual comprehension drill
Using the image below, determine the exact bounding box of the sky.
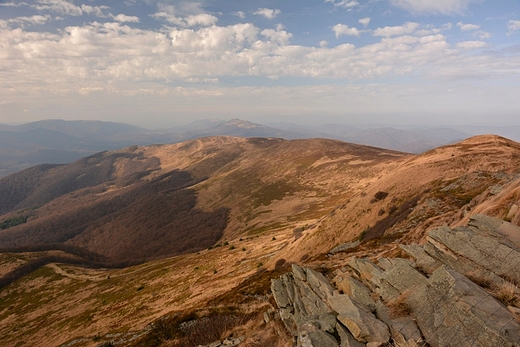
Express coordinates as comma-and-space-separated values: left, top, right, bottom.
0, 0, 519, 128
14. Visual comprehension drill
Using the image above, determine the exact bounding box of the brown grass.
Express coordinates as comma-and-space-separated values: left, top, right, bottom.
492, 282, 520, 307
464, 272, 493, 289
387, 292, 412, 318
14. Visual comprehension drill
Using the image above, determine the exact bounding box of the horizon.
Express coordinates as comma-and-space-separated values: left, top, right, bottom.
1, 0, 520, 128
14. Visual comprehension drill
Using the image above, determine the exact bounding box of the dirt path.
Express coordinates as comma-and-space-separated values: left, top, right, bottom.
46, 263, 107, 281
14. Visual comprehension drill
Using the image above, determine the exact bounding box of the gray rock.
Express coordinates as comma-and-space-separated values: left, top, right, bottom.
336, 323, 365, 347
428, 225, 520, 284
330, 241, 361, 254
271, 278, 291, 309
292, 264, 308, 281
328, 293, 390, 344
380, 259, 428, 296
347, 258, 384, 288
304, 267, 336, 301
298, 322, 339, 347
334, 275, 376, 312
399, 243, 441, 271
408, 266, 520, 347
375, 302, 423, 347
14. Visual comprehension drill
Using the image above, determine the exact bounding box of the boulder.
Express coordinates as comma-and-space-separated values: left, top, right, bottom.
328, 293, 390, 344
336, 323, 365, 347
271, 265, 340, 344
334, 275, 376, 312
407, 266, 520, 347
428, 225, 520, 283
330, 241, 361, 254
375, 302, 424, 347
399, 243, 441, 271
347, 258, 384, 288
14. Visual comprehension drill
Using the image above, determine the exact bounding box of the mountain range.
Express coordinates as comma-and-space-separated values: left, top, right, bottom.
1, 117, 506, 178
1, 133, 520, 346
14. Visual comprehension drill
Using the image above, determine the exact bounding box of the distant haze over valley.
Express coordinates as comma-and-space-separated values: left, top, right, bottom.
1, 118, 519, 178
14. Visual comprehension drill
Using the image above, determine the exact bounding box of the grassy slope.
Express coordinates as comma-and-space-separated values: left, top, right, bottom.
2, 135, 520, 346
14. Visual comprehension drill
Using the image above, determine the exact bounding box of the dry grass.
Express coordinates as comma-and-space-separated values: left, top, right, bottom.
384, 339, 428, 347
387, 292, 412, 318
155, 308, 292, 347
464, 272, 494, 289
492, 281, 520, 307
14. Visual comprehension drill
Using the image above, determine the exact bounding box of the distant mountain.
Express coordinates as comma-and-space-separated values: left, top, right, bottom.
268, 122, 471, 153
0, 120, 175, 177
0, 117, 495, 178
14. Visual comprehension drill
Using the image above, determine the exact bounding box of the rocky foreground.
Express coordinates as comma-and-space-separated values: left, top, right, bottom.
271, 215, 520, 347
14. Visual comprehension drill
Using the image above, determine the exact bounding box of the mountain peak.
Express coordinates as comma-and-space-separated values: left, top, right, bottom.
224, 118, 264, 129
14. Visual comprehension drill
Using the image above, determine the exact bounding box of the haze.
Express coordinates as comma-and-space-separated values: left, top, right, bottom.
1, 0, 519, 128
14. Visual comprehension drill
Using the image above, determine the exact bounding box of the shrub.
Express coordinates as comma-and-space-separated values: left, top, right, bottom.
274, 259, 286, 271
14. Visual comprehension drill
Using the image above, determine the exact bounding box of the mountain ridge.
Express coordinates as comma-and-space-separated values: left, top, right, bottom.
0, 118, 485, 178
1, 134, 520, 347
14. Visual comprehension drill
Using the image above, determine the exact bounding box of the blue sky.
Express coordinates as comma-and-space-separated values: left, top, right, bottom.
0, 0, 519, 128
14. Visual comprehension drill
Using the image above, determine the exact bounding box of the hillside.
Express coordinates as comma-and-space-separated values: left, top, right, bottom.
1, 135, 520, 347
0, 136, 409, 264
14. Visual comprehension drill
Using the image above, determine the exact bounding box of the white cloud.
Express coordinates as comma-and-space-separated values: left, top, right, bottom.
1, 18, 519, 102
8, 15, 51, 26
253, 8, 281, 19
0, 2, 29, 6
474, 30, 491, 39
151, 4, 218, 27
359, 17, 370, 27
390, 0, 478, 15
332, 24, 361, 38
33, 0, 108, 17
373, 22, 419, 37
185, 14, 218, 27
456, 41, 488, 50
112, 14, 140, 23
233, 11, 245, 19
325, 0, 359, 9
81, 4, 109, 17
508, 20, 520, 35
457, 22, 479, 31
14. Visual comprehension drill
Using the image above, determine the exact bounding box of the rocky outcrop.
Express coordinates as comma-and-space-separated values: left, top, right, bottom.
271, 215, 520, 347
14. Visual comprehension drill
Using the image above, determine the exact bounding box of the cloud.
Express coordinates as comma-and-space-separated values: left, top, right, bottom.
185, 14, 218, 27
457, 22, 479, 31
332, 24, 361, 38
151, 4, 217, 27
358, 17, 370, 27
1, 18, 518, 101
33, 0, 109, 17
373, 22, 419, 37
456, 41, 488, 49
8, 15, 51, 26
325, 0, 359, 9
390, 0, 478, 15
233, 11, 245, 19
474, 30, 491, 39
112, 14, 140, 23
253, 8, 281, 19
0, 2, 29, 6
508, 20, 520, 35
